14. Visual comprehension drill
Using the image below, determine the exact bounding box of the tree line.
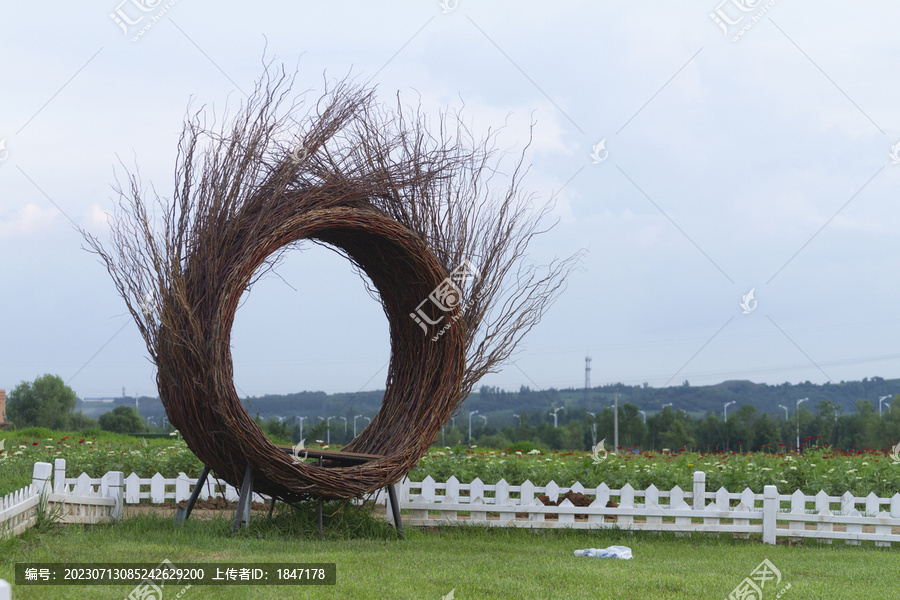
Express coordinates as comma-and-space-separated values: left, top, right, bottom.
448, 397, 900, 453
6, 375, 899, 453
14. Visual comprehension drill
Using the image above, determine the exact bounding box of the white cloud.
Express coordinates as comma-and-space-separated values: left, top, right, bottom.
0, 203, 60, 239
89, 204, 112, 230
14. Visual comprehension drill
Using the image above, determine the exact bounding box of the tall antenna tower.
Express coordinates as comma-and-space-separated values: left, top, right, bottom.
584, 355, 592, 399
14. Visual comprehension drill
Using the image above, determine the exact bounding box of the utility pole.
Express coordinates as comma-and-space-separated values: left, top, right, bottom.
298, 416, 306, 441
584, 356, 591, 401
468, 410, 479, 442
614, 393, 619, 454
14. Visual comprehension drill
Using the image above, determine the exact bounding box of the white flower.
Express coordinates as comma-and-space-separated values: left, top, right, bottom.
528, 449, 541, 455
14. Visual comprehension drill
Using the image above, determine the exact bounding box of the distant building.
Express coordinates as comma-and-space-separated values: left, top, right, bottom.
0, 389, 10, 429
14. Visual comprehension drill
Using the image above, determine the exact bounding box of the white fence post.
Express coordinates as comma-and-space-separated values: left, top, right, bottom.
104, 472, 125, 521
54, 458, 66, 493
762, 485, 777, 545
0, 578, 11, 600
32, 462, 53, 505
692, 471, 706, 512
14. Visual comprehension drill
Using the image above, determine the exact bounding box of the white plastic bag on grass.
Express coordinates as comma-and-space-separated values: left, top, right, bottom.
574, 545, 632, 559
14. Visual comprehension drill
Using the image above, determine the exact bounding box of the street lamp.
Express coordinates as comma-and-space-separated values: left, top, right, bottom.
339, 416, 347, 437
662, 403, 672, 410
478, 415, 487, 428
550, 407, 564, 427
724, 401, 736, 423
353, 415, 365, 437
512, 413, 521, 426
587, 412, 597, 446
777, 404, 788, 421
879, 395, 892, 418
638, 410, 646, 424
468, 410, 479, 442
796, 398, 808, 453
298, 416, 307, 441
326, 416, 335, 444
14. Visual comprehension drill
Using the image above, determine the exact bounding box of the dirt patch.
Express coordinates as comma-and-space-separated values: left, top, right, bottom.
524, 493, 617, 521
122, 498, 271, 520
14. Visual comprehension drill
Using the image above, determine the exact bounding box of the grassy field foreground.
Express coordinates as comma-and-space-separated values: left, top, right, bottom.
0, 502, 897, 600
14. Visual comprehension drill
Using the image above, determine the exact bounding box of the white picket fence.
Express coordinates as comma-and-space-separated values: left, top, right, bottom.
5, 462, 899, 548
397, 471, 900, 546
0, 461, 122, 539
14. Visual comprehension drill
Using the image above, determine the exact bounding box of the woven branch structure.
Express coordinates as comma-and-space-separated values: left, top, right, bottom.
85, 69, 579, 502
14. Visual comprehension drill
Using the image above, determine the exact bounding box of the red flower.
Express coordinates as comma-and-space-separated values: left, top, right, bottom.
32, 442, 38, 446
79, 439, 85, 444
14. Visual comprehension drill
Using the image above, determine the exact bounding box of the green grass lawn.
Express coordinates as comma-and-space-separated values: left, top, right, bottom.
1, 502, 897, 600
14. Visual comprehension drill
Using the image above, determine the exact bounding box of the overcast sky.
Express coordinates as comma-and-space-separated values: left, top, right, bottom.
2, 1, 899, 401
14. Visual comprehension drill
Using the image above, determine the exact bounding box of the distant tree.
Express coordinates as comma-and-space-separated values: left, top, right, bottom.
7, 374, 78, 430
70, 412, 99, 431
661, 419, 695, 451
99, 405, 147, 434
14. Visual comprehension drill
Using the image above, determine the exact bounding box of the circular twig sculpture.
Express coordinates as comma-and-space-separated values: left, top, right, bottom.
85, 68, 581, 501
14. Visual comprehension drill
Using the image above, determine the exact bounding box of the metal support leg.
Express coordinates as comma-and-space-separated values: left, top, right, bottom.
387, 483, 404, 539
175, 464, 210, 525
232, 463, 253, 534
267, 497, 276, 519
317, 456, 324, 538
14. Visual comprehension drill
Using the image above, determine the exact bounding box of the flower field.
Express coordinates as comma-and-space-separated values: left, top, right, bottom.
407, 445, 900, 497
2, 429, 899, 498
0, 428, 204, 496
